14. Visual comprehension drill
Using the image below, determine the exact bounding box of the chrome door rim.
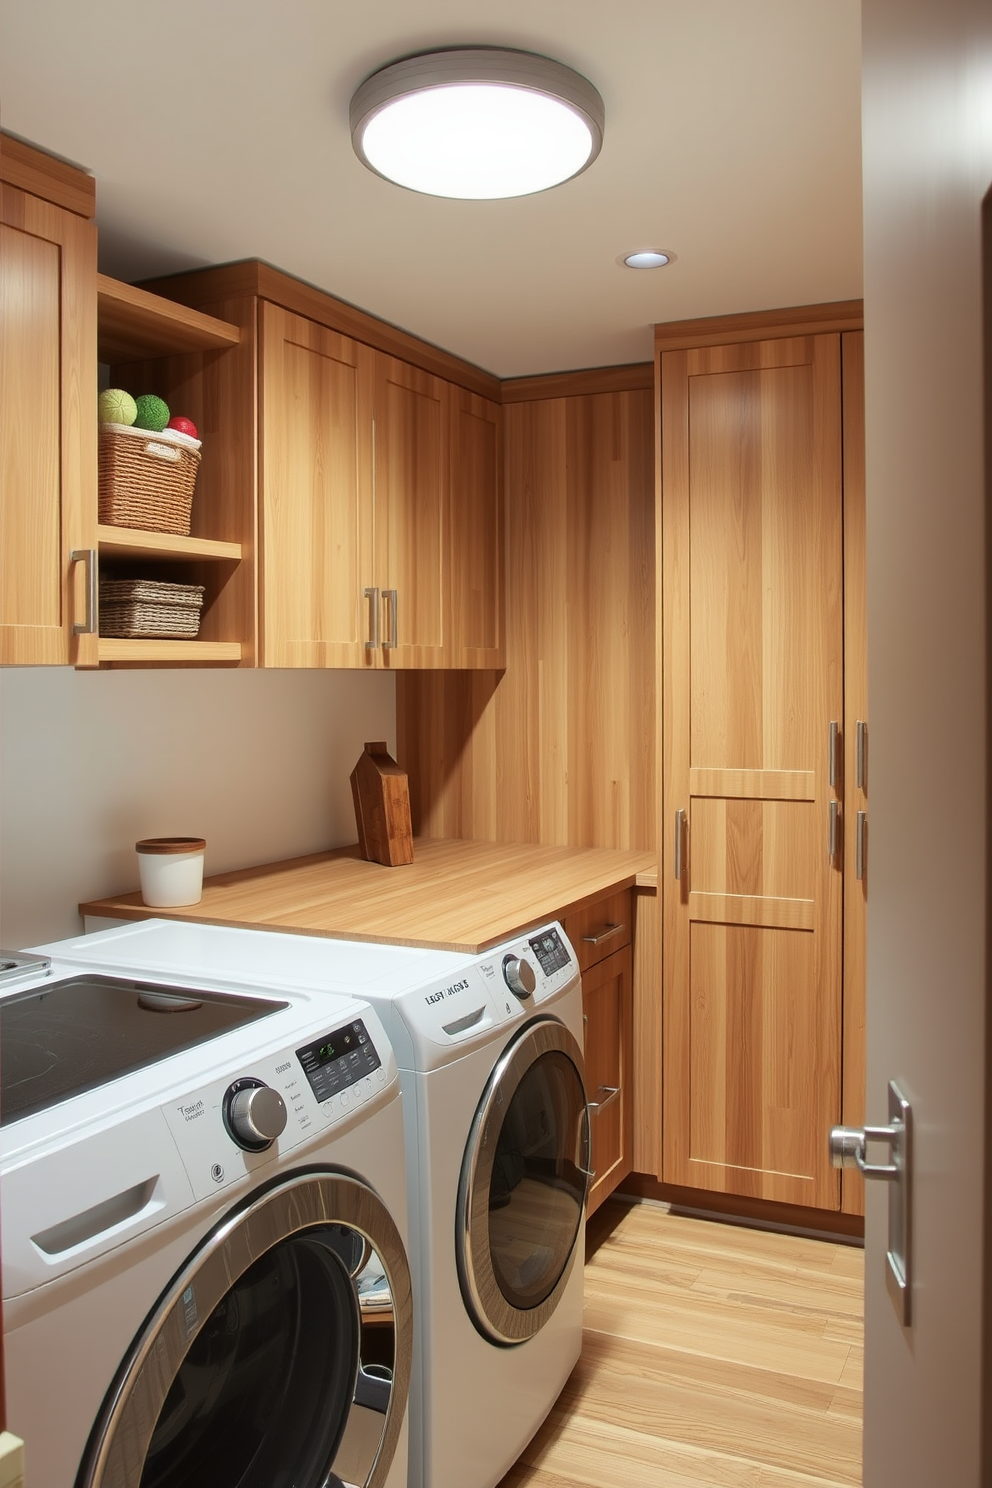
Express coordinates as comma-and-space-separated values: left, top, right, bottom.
78, 1168, 412, 1488
457, 1017, 589, 1345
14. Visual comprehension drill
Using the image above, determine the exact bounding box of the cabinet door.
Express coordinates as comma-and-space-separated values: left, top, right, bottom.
259, 302, 375, 667
0, 186, 97, 664
582, 944, 633, 1215
661, 334, 844, 1210
447, 389, 503, 667
373, 354, 447, 667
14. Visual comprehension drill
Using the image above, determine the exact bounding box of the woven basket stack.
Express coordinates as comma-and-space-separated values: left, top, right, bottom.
99, 579, 206, 640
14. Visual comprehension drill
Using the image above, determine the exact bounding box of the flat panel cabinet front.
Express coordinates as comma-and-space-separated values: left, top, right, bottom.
581, 945, 634, 1215
661, 332, 845, 1211
0, 184, 97, 665
260, 303, 375, 666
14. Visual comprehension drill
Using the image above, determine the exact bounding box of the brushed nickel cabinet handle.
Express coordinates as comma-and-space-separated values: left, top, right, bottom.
857, 720, 868, 792
856, 809, 867, 881
829, 720, 840, 789
364, 586, 380, 650
581, 923, 624, 946
71, 548, 97, 635
674, 808, 687, 880
383, 588, 398, 649
829, 800, 840, 862
587, 1085, 621, 1112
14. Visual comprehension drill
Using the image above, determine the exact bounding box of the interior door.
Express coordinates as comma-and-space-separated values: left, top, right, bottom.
373, 354, 447, 667
661, 333, 845, 1210
259, 302, 375, 667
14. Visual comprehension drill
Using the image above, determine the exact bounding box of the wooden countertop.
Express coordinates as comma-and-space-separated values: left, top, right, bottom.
80, 838, 658, 954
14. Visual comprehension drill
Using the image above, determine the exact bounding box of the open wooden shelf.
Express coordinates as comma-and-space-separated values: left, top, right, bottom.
97, 274, 241, 363
97, 524, 242, 562
98, 638, 242, 664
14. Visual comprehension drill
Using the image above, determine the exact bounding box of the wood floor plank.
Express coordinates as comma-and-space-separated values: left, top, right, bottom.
500, 1200, 863, 1488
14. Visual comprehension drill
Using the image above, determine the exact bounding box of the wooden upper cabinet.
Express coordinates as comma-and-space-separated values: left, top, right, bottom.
661, 332, 845, 1210
0, 179, 97, 665
259, 303, 375, 666
373, 354, 447, 666
448, 389, 503, 667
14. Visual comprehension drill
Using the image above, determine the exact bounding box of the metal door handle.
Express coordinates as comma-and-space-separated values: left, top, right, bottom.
674, 808, 687, 880
830, 1081, 913, 1325
582, 923, 624, 946
829, 800, 840, 862
587, 1085, 620, 1113
856, 720, 868, 792
71, 548, 97, 635
383, 588, 398, 649
856, 810, 867, 881
364, 586, 380, 650
829, 720, 840, 788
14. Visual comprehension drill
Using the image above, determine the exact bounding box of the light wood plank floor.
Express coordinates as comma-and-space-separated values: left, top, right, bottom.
499, 1199, 864, 1488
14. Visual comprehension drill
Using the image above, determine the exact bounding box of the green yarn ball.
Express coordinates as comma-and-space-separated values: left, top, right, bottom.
98, 388, 137, 426
133, 393, 171, 432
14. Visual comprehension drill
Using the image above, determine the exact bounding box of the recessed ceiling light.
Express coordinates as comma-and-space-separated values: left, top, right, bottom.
621, 250, 674, 269
350, 48, 605, 200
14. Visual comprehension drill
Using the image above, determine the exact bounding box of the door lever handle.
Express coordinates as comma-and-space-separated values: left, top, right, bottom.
830, 1081, 913, 1326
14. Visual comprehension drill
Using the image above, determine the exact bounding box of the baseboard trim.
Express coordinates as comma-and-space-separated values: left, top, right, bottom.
617, 1173, 865, 1246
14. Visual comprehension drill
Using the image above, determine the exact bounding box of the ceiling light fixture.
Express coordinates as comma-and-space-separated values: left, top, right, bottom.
621, 250, 674, 269
350, 48, 605, 200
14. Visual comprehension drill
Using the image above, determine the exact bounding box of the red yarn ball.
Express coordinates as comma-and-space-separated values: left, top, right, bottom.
167, 415, 198, 439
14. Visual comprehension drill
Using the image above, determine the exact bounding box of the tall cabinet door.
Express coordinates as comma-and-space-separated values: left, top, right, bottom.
661, 334, 844, 1210
259, 302, 375, 667
373, 354, 448, 667
447, 388, 503, 668
0, 186, 97, 665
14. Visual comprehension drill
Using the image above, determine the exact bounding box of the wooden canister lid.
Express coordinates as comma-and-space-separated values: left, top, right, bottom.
135, 837, 206, 854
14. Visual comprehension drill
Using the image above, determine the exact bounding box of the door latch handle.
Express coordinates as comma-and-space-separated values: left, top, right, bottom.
830, 1081, 913, 1325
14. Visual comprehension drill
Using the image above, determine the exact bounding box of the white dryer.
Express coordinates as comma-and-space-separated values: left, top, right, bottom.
65, 919, 590, 1488
0, 927, 417, 1488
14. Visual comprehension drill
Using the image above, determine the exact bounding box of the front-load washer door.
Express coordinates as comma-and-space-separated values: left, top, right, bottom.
76, 1170, 411, 1488
457, 1017, 589, 1346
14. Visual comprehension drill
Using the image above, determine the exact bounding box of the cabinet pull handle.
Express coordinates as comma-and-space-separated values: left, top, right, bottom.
71, 549, 97, 635
581, 922, 624, 946
383, 588, 398, 649
857, 720, 868, 792
829, 720, 840, 788
856, 809, 867, 881
364, 586, 380, 650
588, 1085, 621, 1113
674, 808, 687, 880
829, 800, 840, 862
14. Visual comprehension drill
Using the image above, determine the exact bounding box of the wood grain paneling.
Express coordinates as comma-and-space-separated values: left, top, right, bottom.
841, 331, 866, 1219
499, 1200, 863, 1488
141, 260, 501, 401
98, 274, 240, 362
631, 889, 662, 1176
583, 948, 633, 1214
1, 183, 97, 665
398, 384, 656, 856
0, 132, 95, 218
654, 300, 864, 353
448, 388, 503, 665
501, 362, 653, 403
661, 334, 844, 1210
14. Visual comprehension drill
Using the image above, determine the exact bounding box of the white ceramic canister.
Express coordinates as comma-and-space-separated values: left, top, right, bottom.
135, 837, 206, 907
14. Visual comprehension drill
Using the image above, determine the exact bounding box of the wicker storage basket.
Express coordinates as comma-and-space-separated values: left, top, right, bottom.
99, 423, 202, 536
99, 579, 206, 639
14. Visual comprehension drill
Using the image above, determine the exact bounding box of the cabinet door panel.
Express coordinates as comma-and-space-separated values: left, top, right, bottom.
449, 390, 503, 665
260, 303, 374, 667
662, 334, 843, 1211
583, 944, 633, 1214
0, 190, 97, 665
374, 356, 447, 666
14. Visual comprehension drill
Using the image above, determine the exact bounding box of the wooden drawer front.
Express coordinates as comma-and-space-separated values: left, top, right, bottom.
583, 944, 633, 1215
565, 889, 632, 973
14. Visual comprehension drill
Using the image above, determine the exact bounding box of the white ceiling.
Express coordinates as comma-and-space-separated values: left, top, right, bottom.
0, 0, 863, 379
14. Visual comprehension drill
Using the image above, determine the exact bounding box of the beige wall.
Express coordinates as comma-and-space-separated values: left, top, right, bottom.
861, 0, 992, 1480
0, 667, 395, 948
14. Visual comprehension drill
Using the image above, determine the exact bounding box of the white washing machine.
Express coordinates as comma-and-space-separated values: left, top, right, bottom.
0, 927, 420, 1488
67, 919, 590, 1488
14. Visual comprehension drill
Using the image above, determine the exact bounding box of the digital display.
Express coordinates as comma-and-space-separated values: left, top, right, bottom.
296, 1019, 381, 1104
528, 928, 571, 976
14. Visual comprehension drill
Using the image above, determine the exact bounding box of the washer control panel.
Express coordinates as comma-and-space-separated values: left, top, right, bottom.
528, 926, 571, 976
296, 1019, 381, 1103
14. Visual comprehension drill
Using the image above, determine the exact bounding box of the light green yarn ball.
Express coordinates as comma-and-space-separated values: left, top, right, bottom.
98, 388, 137, 426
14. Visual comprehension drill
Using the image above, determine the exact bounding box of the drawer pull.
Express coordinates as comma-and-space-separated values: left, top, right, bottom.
588, 1084, 620, 1113
581, 922, 624, 946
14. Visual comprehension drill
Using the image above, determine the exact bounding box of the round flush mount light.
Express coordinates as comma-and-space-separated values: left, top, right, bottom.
620, 250, 675, 269
350, 48, 605, 200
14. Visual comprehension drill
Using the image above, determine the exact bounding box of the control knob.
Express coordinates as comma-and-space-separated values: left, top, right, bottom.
224, 1080, 288, 1152
502, 954, 537, 999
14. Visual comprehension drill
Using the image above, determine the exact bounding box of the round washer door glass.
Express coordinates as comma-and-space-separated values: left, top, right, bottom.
458, 1017, 589, 1345
78, 1172, 412, 1488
